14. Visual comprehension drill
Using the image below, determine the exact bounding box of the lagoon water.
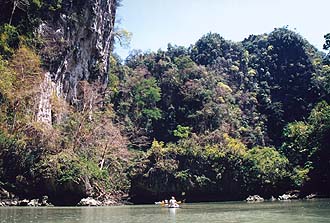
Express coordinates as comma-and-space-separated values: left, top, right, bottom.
1, 199, 330, 223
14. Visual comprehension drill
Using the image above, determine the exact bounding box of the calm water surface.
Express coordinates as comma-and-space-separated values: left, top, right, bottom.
1, 199, 330, 223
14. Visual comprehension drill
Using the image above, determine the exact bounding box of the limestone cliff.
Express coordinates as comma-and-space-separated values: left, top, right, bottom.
2, 0, 125, 206
36, 0, 117, 123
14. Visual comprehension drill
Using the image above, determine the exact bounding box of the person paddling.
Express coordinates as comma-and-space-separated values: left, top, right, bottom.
169, 196, 179, 208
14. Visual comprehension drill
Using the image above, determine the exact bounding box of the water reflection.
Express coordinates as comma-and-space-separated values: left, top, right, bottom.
168, 207, 177, 221
0, 200, 330, 223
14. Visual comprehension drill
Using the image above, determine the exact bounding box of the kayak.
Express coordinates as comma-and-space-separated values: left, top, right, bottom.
168, 203, 180, 208
155, 200, 183, 205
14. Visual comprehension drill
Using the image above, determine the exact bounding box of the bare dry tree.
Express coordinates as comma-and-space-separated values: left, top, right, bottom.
8, 0, 30, 25
8, 46, 43, 132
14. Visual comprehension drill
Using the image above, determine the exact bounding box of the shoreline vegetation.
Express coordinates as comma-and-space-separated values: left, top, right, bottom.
1, 1, 330, 206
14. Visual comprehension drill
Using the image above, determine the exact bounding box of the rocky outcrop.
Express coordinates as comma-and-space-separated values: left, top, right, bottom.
77, 197, 119, 206
246, 195, 264, 202
78, 197, 102, 206
278, 193, 299, 200
36, 0, 118, 119
36, 72, 53, 124
0, 196, 53, 207
305, 193, 317, 199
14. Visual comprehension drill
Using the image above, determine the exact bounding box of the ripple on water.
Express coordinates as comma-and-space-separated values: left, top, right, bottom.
0, 199, 330, 223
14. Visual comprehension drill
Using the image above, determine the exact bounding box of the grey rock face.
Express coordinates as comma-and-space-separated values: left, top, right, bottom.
0, 196, 53, 207
36, 72, 53, 124
28, 199, 39, 207
35, 0, 117, 125
37, 0, 117, 111
305, 193, 317, 199
78, 197, 102, 206
77, 197, 119, 206
278, 193, 298, 200
246, 195, 264, 202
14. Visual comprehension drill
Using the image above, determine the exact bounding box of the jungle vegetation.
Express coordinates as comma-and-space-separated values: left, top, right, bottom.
0, 0, 330, 204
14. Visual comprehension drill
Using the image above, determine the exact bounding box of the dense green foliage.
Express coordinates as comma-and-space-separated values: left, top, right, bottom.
113, 29, 322, 151
281, 101, 330, 193
111, 28, 330, 201
130, 137, 290, 203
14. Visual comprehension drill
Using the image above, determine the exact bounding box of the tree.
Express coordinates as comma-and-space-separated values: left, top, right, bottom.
323, 33, 330, 51
8, 0, 30, 25
115, 67, 161, 149
0, 56, 14, 102
114, 28, 132, 49
306, 101, 330, 193
173, 125, 192, 139
245, 146, 290, 195
4, 46, 42, 131
281, 101, 330, 193
190, 32, 231, 66
243, 28, 320, 146
0, 24, 20, 58
281, 121, 310, 167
